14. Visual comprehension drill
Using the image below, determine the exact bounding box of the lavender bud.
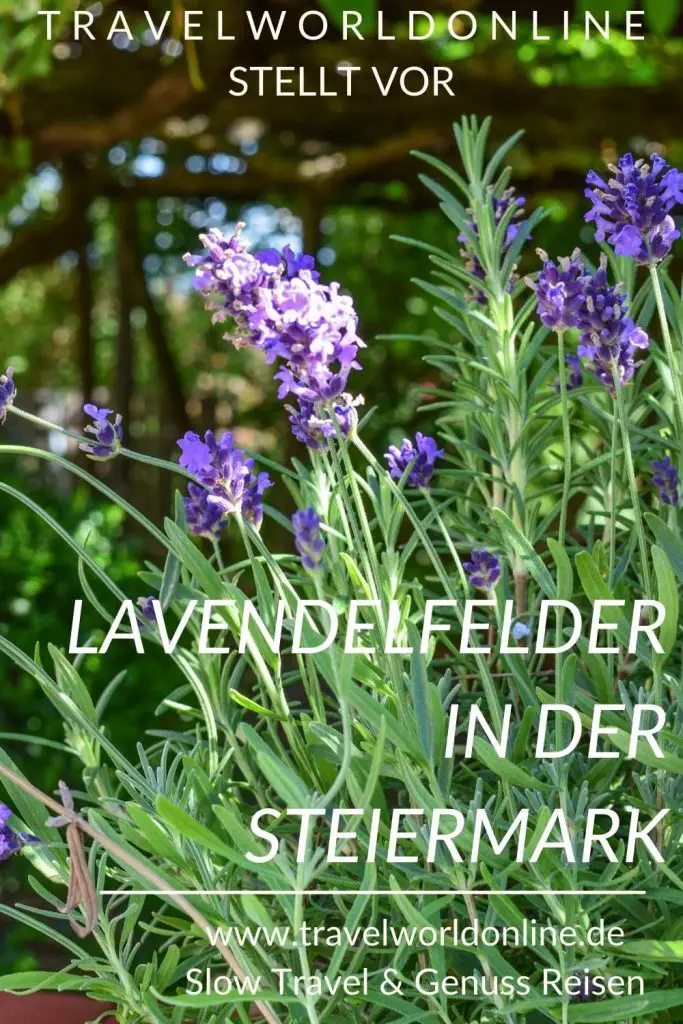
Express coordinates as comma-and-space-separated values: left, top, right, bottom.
0, 804, 39, 861
384, 432, 444, 489
0, 367, 16, 425
80, 404, 123, 460
652, 456, 679, 506
292, 507, 325, 572
463, 550, 501, 589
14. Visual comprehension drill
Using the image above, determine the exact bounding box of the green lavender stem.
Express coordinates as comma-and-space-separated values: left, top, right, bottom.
608, 410, 618, 587
612, 374, 652, 604
8, 404, 293, 480
607, 408, 619, 692
555, 331, 571, 756
650, 263, 683, 444
556, 331, 571, 548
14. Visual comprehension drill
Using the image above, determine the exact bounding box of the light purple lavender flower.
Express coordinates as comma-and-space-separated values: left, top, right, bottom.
459, 187, 529, 303
80, 404, 123, 460
177, 431, 211, 474
255, 244, 320, 282
585, 152, 683, 262
137, 597, 157, 622
0, 367, 16, 425
292, 507, 325, 572
463, 550, 501, 589
532, 249, 587, 332
385, 432, 444, 489
512, 621, 530, 641
287, 393, 364, 449
576, 257, 649, 393
0, 804, 39, 862
652, 456, 679, 506
184, 228, 365, 449
177, 430, 272, 534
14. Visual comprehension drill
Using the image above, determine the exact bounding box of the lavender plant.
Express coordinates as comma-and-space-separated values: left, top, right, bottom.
1, 117, 683, 1024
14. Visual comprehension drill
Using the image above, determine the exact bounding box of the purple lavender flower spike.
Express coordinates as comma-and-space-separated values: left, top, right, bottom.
184, 482, 225, 538
292, 507, 325, 572
384, 432, 444, 489
463, 550, 501, 589
650, 216, 680, 261
0, 367, 16, 425
287, 393, 364, 449
184, 228, 365, 449
80, 404, 123, 460
178, 430, 272, 535
532, 249, 587, 332
288, 399, 336, 450
197, 434, 254, 516
652, 456, 679, 506
578, 332, 649, 393
0, 804, 39, 862
585, 152, 683, 262
138, 597, 157, 622
575, 256, 649, 393
580, 257, 634, 343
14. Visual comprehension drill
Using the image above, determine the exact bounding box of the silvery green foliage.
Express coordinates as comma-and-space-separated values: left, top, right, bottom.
2, 117, 683, 1022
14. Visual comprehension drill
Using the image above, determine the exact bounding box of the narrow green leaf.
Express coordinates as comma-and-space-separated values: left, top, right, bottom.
618, 939, 683, 961
547, 538, 573, 602
239, 724, 310, 806
646, 513, 683, 582
408, 625, 434, 763
164, 519, 225, 598
569, 987, 683, 1021
0, 971, 87, 993
473, 738, 550, 792
652, 544, 678, 661
155, 795, 234, 859
151, 987, 294, 1007
491, 508, 556, 598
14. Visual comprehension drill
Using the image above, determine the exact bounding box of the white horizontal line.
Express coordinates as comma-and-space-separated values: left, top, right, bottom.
99, 889, 646, 897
